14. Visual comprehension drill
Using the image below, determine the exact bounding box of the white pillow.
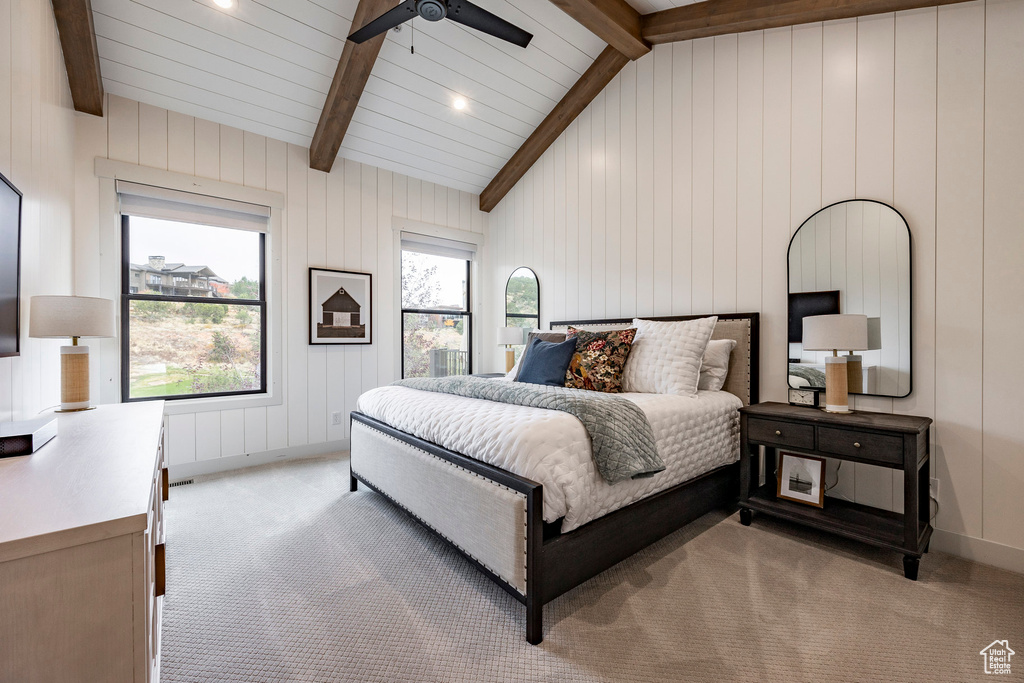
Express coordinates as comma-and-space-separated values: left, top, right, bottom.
697, 338, 736, 392
622, 316, 718, 396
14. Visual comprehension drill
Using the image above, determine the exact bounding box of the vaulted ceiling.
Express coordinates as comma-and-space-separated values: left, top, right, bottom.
64, 0, 972, 205
90, 0, 608, 193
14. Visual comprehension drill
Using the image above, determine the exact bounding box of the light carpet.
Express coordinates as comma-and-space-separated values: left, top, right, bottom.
161, 456, 1024, 682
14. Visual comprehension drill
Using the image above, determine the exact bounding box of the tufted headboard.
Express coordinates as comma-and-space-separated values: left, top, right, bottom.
550, 313, 760, 406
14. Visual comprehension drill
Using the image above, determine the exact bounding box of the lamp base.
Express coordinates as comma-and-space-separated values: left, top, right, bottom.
505, 347, 515, 373
60, 345, 92, 412
846, 354, 864, 393
55, 406, 97, 413
824, 355, 850, 414
821, 407, 855, 414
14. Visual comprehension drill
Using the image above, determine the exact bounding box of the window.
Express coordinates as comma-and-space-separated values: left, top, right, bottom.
400, 234, 474, 378
120, 182, 269, 401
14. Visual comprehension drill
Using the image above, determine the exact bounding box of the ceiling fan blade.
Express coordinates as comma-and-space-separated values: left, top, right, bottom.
446, 0, 533, 48
348, 0, 418, 44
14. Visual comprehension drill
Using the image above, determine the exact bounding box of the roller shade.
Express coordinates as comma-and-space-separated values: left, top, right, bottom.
117, 180, 270, 232
400, 232, 477, 261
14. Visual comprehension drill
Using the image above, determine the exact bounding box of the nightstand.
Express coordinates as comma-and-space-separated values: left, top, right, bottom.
739, 402, 933, 580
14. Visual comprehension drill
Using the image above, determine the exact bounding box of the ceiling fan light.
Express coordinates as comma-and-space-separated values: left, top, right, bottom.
213, 0, 233, 8
452, 97, 467, 111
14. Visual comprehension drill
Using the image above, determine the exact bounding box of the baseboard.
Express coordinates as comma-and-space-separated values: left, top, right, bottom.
168, 440, 349, 480
930, 528, 1024, 575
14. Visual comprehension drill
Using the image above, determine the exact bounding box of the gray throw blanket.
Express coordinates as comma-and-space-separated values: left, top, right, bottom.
789, 363, 826, 388
393, 376, 664, 484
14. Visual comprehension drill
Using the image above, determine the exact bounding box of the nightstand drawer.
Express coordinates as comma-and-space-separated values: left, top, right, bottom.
747, 417, 815, 450
817, 426, 903, 465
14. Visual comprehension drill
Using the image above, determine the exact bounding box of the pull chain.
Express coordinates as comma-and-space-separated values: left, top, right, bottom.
411, 17, 415, 55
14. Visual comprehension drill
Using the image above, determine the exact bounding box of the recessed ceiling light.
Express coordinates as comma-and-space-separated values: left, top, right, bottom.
452, 97, 467, 111
214, 0, 233, 8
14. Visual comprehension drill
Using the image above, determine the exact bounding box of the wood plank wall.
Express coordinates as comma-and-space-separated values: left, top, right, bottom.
488, 1, 1024, 556
74, 94, 489, 468
0, 0, 77, 422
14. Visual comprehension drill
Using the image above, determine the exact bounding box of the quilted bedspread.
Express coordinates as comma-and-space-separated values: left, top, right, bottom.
393, 376, 664, 483
356, 384, 742, 532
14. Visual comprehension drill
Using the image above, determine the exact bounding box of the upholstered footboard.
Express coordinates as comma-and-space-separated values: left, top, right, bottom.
349, 413, 545, 642
349, 412, 739, 644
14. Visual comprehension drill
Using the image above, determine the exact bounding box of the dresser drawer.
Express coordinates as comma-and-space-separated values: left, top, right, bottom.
747, 417, 815, 450
817, 426, 903, 465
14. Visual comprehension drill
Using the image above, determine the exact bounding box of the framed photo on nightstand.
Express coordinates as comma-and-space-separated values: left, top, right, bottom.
776, 452, 826, 508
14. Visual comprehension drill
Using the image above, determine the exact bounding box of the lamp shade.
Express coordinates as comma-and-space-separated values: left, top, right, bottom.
29, 296, 116, 339
866, 317, 883, 351
497, 326, 525, 346
802, 314, 868, 352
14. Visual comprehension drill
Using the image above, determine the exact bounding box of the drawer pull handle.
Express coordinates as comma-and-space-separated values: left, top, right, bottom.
854, 442, 861, 448
775, 430, 782, 436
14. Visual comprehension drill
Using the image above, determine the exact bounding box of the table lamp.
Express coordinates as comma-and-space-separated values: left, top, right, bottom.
497, 326, 524, 373
30, 295, 116, 412
802, 314, 868, 413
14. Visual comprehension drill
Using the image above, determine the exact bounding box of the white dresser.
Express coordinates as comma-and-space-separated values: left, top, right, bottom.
0, 402, 167, 682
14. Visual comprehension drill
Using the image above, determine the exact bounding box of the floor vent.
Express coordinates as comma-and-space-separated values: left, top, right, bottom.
169, 479, 194, 487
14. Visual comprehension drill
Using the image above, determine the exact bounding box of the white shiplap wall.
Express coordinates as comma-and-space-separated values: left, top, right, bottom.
75, 94, 490, 469
0, 0, 76, 422
488, 1, 1024, 561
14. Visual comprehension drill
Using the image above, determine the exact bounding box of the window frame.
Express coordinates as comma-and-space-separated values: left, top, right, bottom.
120, 214, 269, 403
399, 250, 473, 378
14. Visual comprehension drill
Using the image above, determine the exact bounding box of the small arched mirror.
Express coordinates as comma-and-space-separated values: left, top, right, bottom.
788, 200, 912, 398
505, 267, 539, 358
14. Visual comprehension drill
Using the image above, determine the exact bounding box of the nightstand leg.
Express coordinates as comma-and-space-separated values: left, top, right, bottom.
903, 555, 920, 581
740, 508, 752, 526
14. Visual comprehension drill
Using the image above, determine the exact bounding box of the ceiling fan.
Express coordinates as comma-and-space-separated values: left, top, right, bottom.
347, 0, 533, 49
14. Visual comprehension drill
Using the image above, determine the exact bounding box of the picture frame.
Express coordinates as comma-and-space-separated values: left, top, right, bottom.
309, 268, 372, 345
776, 452, 826, 508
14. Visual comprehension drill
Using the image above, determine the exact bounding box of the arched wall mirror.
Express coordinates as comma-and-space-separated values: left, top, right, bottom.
505, 267, 539, 359
788, 200, 912, 398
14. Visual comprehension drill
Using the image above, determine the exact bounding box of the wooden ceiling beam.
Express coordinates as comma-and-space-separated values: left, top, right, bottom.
51, 0, 104, 116
548, 0, 650, 60
642, 0, 975, 44
480, 46, 628, 213
310, 0, 399, 173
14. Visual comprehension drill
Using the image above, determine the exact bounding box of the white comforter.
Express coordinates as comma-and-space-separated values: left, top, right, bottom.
355, 385, 742, 533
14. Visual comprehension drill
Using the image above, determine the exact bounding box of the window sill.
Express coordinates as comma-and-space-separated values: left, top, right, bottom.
157, 390, 283, 415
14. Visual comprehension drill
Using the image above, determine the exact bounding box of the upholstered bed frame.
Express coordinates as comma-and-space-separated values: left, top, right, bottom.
349, 313, 760, 643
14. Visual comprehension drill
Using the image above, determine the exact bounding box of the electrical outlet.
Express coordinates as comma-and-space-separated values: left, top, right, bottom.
331, 411, 343, 426
930, 477, 940, 499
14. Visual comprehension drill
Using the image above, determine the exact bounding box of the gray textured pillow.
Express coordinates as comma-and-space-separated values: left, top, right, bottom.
698, 338, 736, 392
506, 330, 567, 380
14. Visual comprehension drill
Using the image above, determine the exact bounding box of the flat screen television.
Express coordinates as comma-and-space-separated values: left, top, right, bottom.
788, 290, 841, 343
0, 171, 22, 358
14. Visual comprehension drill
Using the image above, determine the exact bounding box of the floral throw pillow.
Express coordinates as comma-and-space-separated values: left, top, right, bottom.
564, 327, 637, 393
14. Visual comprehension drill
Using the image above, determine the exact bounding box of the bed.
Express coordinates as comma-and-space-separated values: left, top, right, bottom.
348, 313, 760, 643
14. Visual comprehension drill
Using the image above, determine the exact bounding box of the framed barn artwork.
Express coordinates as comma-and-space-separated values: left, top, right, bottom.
309, 268, 372, 345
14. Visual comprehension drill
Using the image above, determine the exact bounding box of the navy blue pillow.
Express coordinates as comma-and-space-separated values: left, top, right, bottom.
516, 337, 577, 387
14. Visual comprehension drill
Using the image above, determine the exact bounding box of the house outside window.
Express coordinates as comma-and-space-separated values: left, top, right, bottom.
119, 181, 270, 402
